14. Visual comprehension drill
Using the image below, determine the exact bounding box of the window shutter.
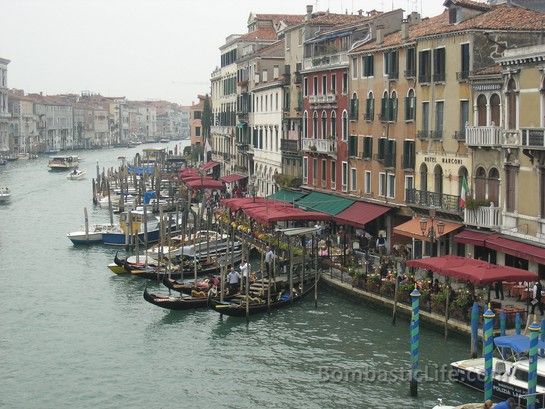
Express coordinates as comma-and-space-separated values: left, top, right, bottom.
381, 97, 387, 121
392, 98, 398, 121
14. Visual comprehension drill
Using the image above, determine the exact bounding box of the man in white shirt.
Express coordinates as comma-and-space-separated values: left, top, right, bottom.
239, 259, 250, 290
227, 266, 241, 294
265, 246, 274, 276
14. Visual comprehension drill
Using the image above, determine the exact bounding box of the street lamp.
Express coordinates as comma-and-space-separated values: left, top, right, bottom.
419, 210, 445, 256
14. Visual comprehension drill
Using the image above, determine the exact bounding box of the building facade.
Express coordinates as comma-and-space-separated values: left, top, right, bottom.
190, 95, 205, 147
0, 58, 10, 152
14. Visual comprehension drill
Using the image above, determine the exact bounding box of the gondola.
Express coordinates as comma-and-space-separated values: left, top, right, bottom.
162, 275, 220, 295
209, 281, 316, 317
143, 288, 235, 310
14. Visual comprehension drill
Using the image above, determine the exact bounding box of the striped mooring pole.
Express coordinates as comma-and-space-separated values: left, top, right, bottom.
499, 310, 506, 336
470, 302, 480, 358
515, 312, 522, 335
483, 305, 495, 402
410, 286, 421, 397
527, 322, 541, 409
540, 319, 545, 356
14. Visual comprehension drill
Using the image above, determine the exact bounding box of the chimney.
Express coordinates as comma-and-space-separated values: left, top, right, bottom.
408, 11, 421, 25
401, 19, 408, 40
358, 9, 363, 17
376, 24, 384, 45
306, 4, 313, 21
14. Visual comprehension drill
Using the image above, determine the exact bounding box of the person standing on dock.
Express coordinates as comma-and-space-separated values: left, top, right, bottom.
531, 280, 544, 316
265, 246, 274, 276
227, 266, 240, 294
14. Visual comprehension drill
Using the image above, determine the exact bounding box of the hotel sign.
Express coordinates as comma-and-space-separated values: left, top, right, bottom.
424, 156, 465, 165
472, 84, 502, 91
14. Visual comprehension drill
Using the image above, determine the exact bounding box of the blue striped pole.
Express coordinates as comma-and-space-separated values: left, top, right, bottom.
483, 305, 495, 402
410, 286, 421, 397
500, 310, 506, 336
541, 319, 545, 356
527, 322, 541, 409
515, 312, 522, 335
470, 302, 480, 358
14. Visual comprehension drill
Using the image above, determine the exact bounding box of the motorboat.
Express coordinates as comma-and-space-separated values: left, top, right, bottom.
43, 148, 59, 154
451, 335, 545, 407
5, 153, 18, 161
66, 168, 87, 180
48, 155, 79, 171
67, 223, 117, 244
0, 187, 11, 204
159, 139, 170, 143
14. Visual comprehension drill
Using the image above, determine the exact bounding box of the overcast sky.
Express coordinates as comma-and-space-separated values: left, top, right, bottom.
1, 0, 446, 105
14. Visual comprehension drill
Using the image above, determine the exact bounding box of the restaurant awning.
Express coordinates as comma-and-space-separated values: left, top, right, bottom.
200, 161, 219, 171
406, 255, 537, 284
334, 201, 390, 228
485, 235, 545, 266
267, 189, 307, 204
454, 230, 494, 247
244, 206, 330, 225
220, 173, 247, 184
179, 167, 199, 178
295, 191, 353, 215
393, 218, 463, 241
221, 197, 291, 212
185, 178, 224, 190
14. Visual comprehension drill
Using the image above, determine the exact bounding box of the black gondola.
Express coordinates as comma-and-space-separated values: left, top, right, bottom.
143, 288, 235, 310
114, 251, 123, 266
162, 275, 220, 294
209, 282, 316, 317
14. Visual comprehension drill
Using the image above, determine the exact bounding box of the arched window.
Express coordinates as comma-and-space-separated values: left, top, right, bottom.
434, 165, 443, 195
321, 111, 327, 139
475, 167, 487, 201
366, 91, 375, 120
420, 163, 428, 192
406, 89, 415, 120
507, 79, 517, 129
390, 90, 398, 121
312, 111, 318, 138
490, 93, 500, 126
303, 111, 308, 139
488, 168, 500, 206
330, 111, 336, 137
342, 110, 348, 141
350, 92, 358, 119
477, 94, 487, 126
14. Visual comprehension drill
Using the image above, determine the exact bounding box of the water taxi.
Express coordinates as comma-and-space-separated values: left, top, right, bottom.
48, 155, 79, 171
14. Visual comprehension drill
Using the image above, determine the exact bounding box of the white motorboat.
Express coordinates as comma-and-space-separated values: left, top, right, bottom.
66, 168, 87, 180
0, 187, 11, 204
48, 155, 79, 171
67, 224, 118, 244
451, 334, 545, 407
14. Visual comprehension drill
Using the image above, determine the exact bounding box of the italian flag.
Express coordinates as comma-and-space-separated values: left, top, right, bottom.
460, 176, 469, 209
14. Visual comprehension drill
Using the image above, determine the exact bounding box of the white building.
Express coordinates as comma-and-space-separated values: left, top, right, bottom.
8, 94, 39, 153
0, 58, 10, 152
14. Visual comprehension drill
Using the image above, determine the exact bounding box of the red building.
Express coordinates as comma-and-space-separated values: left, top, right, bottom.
300, 10, 402, 195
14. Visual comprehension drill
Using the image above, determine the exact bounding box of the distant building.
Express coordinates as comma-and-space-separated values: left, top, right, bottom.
0, 57, 10, 152
8, 93, 39, 153
190, 95, 206, 147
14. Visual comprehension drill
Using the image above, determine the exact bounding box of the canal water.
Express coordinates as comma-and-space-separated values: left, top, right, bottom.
0, 143, 480, 409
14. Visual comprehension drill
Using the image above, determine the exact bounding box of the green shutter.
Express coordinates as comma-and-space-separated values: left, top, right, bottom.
381, 97, 387, 121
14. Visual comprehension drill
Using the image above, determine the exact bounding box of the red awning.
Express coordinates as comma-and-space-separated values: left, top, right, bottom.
179, 167, 199, 178
393, 218, 463, 242
221, 197, 291, 212
454, 230, 494, 247
406, 255, 537, 284
244, 206, 330, 225
180, 175, 202, 182
220, 173, 247, 184
485, 235, 545, 266
334, 201, 390, 228
185, 178, 224, 190
200, 161, 219, 171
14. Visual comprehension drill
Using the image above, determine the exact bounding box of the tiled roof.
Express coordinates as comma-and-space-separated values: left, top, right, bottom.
308, 12, 366, 26
255, 14, 305, 25
237, 27, 278, 42
443, 0, 491, 12
352, 4, 545, 54
256, 40, 284, 58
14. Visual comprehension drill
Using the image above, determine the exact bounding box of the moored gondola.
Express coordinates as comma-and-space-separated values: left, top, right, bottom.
143, 288, 235, 310
162, 275, 221, 294
209, 281, 316, 317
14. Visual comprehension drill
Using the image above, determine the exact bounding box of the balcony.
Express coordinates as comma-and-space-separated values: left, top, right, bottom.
308, 94, 337, 105
405, 188, 461, 214
417, 130, 430, 140
301, 138, 337, 155
404, 69, 416, 79
280, 138, 299, 152
502, 129, 521, 147
453, 130, 466, 142
465, 126, 502, 147
302, 53, 349, 71
456, 71, 470, 82
387, 71, 399, 81
521, 128, 545, 149
430, 130, 443, 140
464, 206, 502, 229
433, 72, 445, 83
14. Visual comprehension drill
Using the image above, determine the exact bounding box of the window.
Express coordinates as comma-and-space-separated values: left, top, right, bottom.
322, 75, 327, 95
387, 174, 395, 199
418, 50, 431, 83
459, 100, 469, 140
378, 138, 386, 161
304, 78, 308, 97
348, 135, 358, 157
460, 43, 470, 80
351, 57, 358, 79
331, 74, 336, 94
422, 102, 430, 134
405, 89, 416, 121
342, 162, 348, 191
313, 77, 318, 96
381, 91, 397, 122
342, 72, 348, 94
321, 159, 326, 182
433, 48, 446, 82
435, 101, 444, 138
379, 172, 387, 197
331, 160, 336, 183
195, 126, 201, 136
384, 139, 396, 168
541, 168, 545, 218
507, 79, 517, 130
275, 93, 279, 111
273, 65, 279, 79
477, 94, 487, 126
364, 171, 372, 194
420, 163, 428, 192
365, 92, 374, 121
342, 110, 348, 141
321, 111, 327, 139
405, 175, 414, 201
194, 111, 202, 119
351, 168, 357, 191
505, 165, 517, 212
434, 165, 443, 195
313, 158, 318, 182
303, 157, 308, 182
403, 140, 415, 169
488, 168, 500, 206
363, 136, 373, 159
350, 93, 359, 120
362, 55, 374, 77
312, 111, 318, 138
384, 50, 399, 79
406, 48, 416, 77
331, 111, 336, 137
490, 94, 500, 126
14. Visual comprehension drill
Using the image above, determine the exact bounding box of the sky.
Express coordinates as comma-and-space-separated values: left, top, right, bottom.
1, 0, 446, 106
